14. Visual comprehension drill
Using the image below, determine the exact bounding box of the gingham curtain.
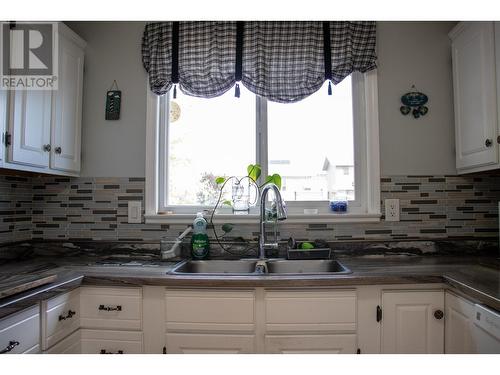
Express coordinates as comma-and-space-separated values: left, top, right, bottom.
142, 21, 377, 103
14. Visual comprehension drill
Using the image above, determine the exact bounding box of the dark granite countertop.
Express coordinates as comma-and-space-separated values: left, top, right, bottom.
0, 253, 499, 321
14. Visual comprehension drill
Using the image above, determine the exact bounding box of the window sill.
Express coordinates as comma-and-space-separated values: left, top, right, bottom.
145, 213, 381, 225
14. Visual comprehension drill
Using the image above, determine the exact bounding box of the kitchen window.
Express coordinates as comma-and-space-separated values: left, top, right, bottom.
145, 70, 380, 223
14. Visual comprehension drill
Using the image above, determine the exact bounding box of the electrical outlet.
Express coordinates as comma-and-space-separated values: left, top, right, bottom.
385, 199, 400, 222
128, 201, 142, 223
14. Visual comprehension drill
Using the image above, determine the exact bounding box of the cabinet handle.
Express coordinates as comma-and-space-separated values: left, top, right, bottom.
43, 144, 51, 152
100, 349, 124, 354
0, 341, 20, 354
376, 305, 382, 322
434, 309, 444, 320
485, 139, 493, 147
497, 136, 500, 144
55, 146, 62, 154
58, 310, 76, 321
98, 304, 122, 312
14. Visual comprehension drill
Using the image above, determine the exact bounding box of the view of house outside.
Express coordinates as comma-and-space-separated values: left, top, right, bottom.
166, 77, 354, 206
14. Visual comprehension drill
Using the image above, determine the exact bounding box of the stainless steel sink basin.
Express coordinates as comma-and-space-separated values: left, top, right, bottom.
169, 259, 351, 276
266, 259, 351, 275
169, 259, 259, 275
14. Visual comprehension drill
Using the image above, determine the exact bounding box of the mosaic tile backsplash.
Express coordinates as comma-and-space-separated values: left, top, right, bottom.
1, 174, 500, 244
0, 175, 32, 243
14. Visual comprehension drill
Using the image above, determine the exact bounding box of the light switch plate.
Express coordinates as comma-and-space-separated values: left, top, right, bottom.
128, 201, 142, 223
385, 199, 400, 222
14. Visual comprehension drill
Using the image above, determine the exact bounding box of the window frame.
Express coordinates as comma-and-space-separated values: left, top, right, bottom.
145, 70, 380, 224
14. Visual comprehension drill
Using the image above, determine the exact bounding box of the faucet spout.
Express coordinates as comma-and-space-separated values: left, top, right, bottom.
259, 183, 287, 259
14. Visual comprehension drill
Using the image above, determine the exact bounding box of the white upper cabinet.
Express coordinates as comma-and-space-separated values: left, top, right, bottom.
450, 22, 500, 173
2, 22, 85, 176
8, 90, 52, 168
50, 24, 85, 172
0, 90, 6, 164
381, 290, 444, 354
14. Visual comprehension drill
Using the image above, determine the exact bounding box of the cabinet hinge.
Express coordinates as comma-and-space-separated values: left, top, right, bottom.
162, 346, 167, 354
376, 305, 382, 322
4, 132, 11, 146
357, 348, 361, 354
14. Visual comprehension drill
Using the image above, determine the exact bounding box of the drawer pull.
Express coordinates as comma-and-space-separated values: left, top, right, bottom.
0, 341, 20, 354
98, 304, 122, 312
100, 349, 124, 354
58, 310, 76, 321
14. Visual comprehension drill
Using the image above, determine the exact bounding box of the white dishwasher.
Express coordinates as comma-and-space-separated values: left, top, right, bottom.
473, 304, 500, 353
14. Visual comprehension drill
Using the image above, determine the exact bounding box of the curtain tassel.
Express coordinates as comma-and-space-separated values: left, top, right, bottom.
327, 80, 332, 96
173, 84, 177, 99
235, 83, 241, 98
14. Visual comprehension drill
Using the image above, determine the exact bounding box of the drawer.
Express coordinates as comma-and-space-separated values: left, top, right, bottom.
265, 289, 357, 332
165, 333, 255, 354
80, 287, 142, 330
44, 329, 81, 354
265, 334, 357, 354
0, 305, 40, 354
80, 329, 143, 354
165, 289, 255, 332
42, 288, 80, 350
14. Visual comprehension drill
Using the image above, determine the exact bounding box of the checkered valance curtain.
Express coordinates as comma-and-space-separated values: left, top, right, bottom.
142, 21, 377, 103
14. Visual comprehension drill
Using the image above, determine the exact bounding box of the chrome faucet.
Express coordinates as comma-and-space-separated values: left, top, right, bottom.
259, 183, 287, 259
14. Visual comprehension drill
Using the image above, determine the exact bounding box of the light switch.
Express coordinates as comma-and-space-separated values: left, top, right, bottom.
128, 201, 142, 223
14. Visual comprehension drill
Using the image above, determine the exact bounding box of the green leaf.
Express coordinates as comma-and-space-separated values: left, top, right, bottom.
262, 174, 282, 190
221, 223, 234, 233
215, 177, 226, 185
222, 199, 233, 207
271, 174, 282, 190
247, 164, 261, 182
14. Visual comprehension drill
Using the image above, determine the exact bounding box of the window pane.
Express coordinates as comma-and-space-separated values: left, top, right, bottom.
167, 86, 256, 206
267, 77, 354, 202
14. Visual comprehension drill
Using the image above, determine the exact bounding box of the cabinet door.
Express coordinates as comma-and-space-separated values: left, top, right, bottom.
265, 334, 357, 354
8, 89, 51, 168
0, 306, 40, 354
42, 289, 80, 350
445, 292, 475, 353
381, 290, 444, 354
0, 89, 6, 163
44, 329, 81, 354
165, 333, 255, 354
80, 329, 143, 354
451, 22, 498, 171
50, 26, 85, 172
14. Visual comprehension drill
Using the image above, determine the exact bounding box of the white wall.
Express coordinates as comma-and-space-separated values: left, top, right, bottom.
377, 21, 457, 175
67, 21, 457, 177
66, 22, 147, 177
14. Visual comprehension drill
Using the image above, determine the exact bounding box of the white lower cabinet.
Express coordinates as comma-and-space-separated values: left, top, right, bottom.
445, 291, 476, 353
265, 334, 357, 354
79, 286, 143, 330
0, 306, 40, 354
381, 290, 444, 354
4, 284, 494, 354
164, 289, 255, 353
166, 333, 255, 354
44, 330, 81, 354
42, 286, 144, 354
264, 289, 358, 354
41, 288, 80, 350
80, 329, 143, 354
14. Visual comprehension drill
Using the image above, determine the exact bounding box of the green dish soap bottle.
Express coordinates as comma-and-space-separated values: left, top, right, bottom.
191, 212, 210, 259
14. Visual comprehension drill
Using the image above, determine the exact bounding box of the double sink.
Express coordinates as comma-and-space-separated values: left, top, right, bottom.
169, 259, 351, 276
